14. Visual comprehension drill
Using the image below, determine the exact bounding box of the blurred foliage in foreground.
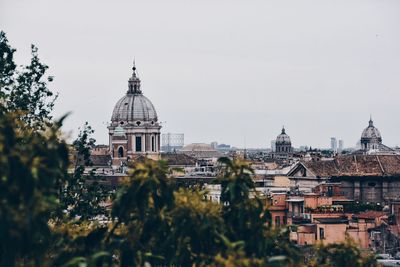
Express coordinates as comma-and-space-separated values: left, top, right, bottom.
0, 31, 378, 266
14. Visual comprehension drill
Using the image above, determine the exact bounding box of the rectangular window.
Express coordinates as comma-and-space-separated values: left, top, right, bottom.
319, 227, 325, 240
135, 136, 142, 152
152, 136, 155, 152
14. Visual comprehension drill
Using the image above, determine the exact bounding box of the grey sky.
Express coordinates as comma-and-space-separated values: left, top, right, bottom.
1, 0, 399, 148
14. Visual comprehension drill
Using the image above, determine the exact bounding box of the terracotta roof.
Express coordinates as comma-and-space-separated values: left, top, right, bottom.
302, 155, 400, 177
303, 160, 338, 177
74, 154, 111, 167
161, 153, 197, 166
314, 217, 348, 224
90, 154, 111, 166
353, 211, 386, 219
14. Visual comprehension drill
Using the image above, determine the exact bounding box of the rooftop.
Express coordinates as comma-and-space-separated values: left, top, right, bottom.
291, 155, 400, 177
314, 217, 349, 224
353, 211, 386, 220
161, 153, 197, 166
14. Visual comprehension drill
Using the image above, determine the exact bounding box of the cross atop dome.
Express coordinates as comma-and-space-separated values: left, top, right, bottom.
128, 60, 142, 94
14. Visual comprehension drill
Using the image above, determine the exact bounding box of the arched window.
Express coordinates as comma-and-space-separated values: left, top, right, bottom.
118, 146, 124, 157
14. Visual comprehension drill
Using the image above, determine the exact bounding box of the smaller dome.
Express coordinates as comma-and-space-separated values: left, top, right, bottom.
361, 118, 382, 141
276, 127, 291, 144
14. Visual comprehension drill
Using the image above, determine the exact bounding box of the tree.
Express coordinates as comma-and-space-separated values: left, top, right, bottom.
217, 157, 302, 265
0, 31, 57, 130
109, 160, 175, 266
60, 122, 109, 221
0, 111, 69, 266
308, 237, 378, 267
218, 157, 255, 205
0, 31, 16, 99
165, 188, 225, 265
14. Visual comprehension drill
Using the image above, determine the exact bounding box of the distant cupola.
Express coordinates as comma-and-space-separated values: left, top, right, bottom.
276, 126, 291, 145
275, 126, 293, 154
361, 116, 382, 150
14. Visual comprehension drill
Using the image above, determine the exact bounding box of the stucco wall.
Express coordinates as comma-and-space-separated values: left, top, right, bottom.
317, 223, 347, 245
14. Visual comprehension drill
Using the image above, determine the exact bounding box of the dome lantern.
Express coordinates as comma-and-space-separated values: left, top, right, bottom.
368, 115, 374, 127
127, 61, 142, 95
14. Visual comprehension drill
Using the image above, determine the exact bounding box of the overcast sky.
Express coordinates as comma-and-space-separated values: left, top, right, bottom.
1, 0, 399, 148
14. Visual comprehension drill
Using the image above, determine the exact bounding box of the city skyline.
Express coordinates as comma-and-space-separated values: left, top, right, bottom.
2, 0, 399, 148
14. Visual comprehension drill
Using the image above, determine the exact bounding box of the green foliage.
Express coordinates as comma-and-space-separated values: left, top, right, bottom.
0, 31, 57, 130
213, 236, 264, 267
343, 202, 383, 213
0, 31, 16, 98
112, 160, 174, 222
218, 157, 255, 205
0, 111, 69, 266
166, 189, 225, 265
60, 122, 109, 221
308, 238, 378, 267
109, 160, 175, 266
217, 157, 301, 265
50, 221, 112, 267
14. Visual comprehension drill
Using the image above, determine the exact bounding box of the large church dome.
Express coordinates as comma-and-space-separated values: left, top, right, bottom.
276, 127, 291, 144
361, 118, 382, 141
112, 94, 157, 123
111, 64, 158, 124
